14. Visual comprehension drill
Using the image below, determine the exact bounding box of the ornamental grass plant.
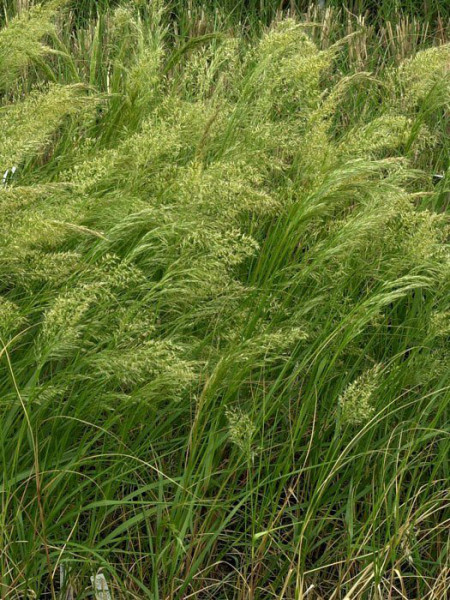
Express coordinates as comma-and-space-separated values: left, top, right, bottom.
0, 2, 449, 598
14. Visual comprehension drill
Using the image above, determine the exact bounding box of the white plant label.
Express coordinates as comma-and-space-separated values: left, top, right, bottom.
90, 573, 112, 600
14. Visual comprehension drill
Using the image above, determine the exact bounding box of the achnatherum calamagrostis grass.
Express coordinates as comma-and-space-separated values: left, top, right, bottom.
0, 2, 449, 599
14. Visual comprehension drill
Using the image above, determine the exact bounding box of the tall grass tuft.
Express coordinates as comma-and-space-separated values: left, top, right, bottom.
0, 2, 449, 599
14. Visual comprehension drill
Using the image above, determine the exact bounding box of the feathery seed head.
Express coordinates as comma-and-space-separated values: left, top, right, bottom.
338, 364, 382, 426
226, 407, 257, 461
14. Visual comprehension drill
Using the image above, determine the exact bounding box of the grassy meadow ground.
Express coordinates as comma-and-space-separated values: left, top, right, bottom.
0, 1, 449, 598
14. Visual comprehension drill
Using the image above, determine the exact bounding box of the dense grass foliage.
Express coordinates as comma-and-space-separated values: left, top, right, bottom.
0, 2, 449, 599
3, 1, 449, 22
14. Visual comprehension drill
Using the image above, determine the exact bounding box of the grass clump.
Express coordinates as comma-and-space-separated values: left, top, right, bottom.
0, 2, 449, 599
0, 1, 62, 92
